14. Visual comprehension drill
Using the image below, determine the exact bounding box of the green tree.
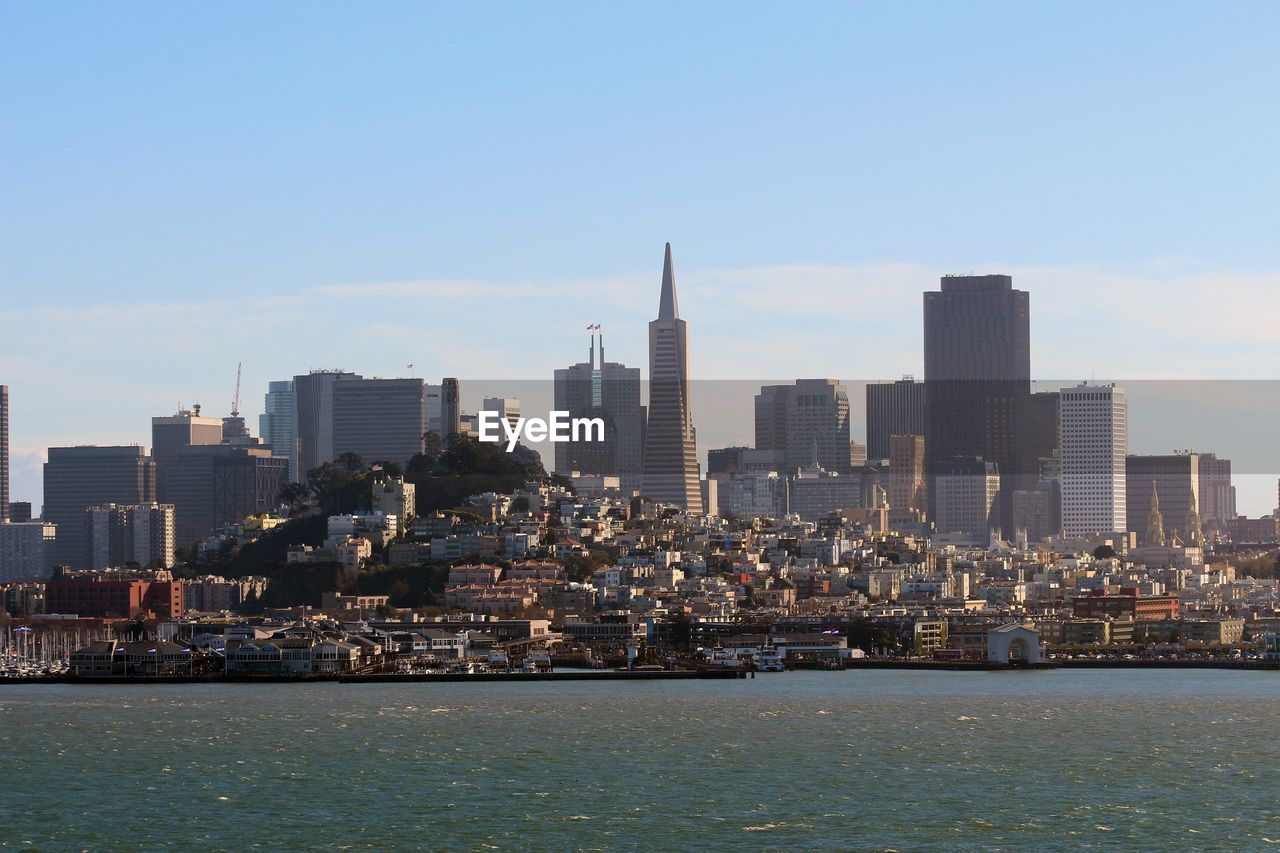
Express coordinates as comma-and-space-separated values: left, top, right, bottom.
336, 452, 365, 475
387, 578, 412, 606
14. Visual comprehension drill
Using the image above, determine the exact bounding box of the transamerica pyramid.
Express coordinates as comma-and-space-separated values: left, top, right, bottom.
641, 243, 704, 513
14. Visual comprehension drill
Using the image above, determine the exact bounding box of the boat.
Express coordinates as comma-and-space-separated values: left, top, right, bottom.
753, 649, 786, 672
704, 649, 743, 668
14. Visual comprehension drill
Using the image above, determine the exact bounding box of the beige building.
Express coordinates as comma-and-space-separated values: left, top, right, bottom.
934, 460, 1000, 541
372, 476, 416, 524
889, 434, 926, 525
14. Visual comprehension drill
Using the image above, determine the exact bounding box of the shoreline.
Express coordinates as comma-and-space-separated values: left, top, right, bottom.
3, 658, 1279, 684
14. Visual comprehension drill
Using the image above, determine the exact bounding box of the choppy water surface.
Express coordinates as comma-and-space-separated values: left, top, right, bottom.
2, 670, 1279, 850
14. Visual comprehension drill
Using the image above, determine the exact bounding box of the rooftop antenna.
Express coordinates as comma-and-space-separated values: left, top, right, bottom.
230, 362, 242, 418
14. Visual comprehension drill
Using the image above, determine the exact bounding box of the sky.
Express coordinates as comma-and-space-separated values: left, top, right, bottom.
2, 2, 1278, 511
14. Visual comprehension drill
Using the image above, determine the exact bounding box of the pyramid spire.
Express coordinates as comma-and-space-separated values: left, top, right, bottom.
658, 242, 679, 320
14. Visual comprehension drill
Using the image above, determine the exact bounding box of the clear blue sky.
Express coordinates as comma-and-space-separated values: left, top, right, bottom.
2, 2, 1278, 509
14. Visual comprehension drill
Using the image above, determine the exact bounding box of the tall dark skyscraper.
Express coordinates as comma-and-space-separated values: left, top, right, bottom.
152, 408, 223, 503
43, 446, 156, 568
0, 384, 9, 522
294, 370, 362, 479
554, 333, 645, 495
641, 243, 703, 512
1029, 390, 1061, 467
923, 274, 1031, 534
166, 444, 288, 546
865, 378, 926, 462
332, 378, 426, 466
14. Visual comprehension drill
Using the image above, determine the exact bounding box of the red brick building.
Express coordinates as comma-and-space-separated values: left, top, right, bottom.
1072, 588, 1178, 621
46, 572, 183, 619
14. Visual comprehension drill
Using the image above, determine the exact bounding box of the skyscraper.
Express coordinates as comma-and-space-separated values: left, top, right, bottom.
1060, 383, 1127, 538
151, 408, 223, 503
294, 370, 361, 478
0, 384, 8, 522
332, 378, 426, 467
865, 378, 925, 462
43, 446, 156, 568
923, 274, 1031, 534
554, 333, 645, 495
1197, 453, 1236, 526
641, 243, 703, 512
1029, 390, 1061, 467
259, 380, 297, 479
166, 444, 288, 545
755, 379, 852, 473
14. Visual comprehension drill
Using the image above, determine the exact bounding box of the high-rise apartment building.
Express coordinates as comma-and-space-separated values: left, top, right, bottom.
86, 502, 176, 570
259, 380, 297, 479
1060, 383, 1127, 537
755, 379, 852, 473
294, 370, 361, 478
554, 334, 645, 495
332, 378, 426, 467
865, 378, 925, 462
43, 446, 156, 568
1126, 454, 1200, 545
923, 274, 1031, 532
641, 244, 703, 512
152, 408, 223, 503
0, 520, 57, 582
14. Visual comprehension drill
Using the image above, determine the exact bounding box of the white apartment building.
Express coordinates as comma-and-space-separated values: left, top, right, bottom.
1060, 383, 1127, 537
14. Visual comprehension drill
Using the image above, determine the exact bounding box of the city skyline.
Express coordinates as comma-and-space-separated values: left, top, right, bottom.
4, 3, 1280, 511
6, 6, 1280, 848
5, 279, 1279, 514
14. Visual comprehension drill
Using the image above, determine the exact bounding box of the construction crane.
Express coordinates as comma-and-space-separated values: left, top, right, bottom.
230, 362, 242, 418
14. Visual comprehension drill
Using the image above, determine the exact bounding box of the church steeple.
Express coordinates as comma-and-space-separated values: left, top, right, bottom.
657, 242, 679, 321
1147, 481, 1166, 546
1185, 491, 1202, 545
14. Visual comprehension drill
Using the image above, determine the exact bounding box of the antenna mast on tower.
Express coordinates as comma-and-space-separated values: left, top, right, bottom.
231, 362, 242, 417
